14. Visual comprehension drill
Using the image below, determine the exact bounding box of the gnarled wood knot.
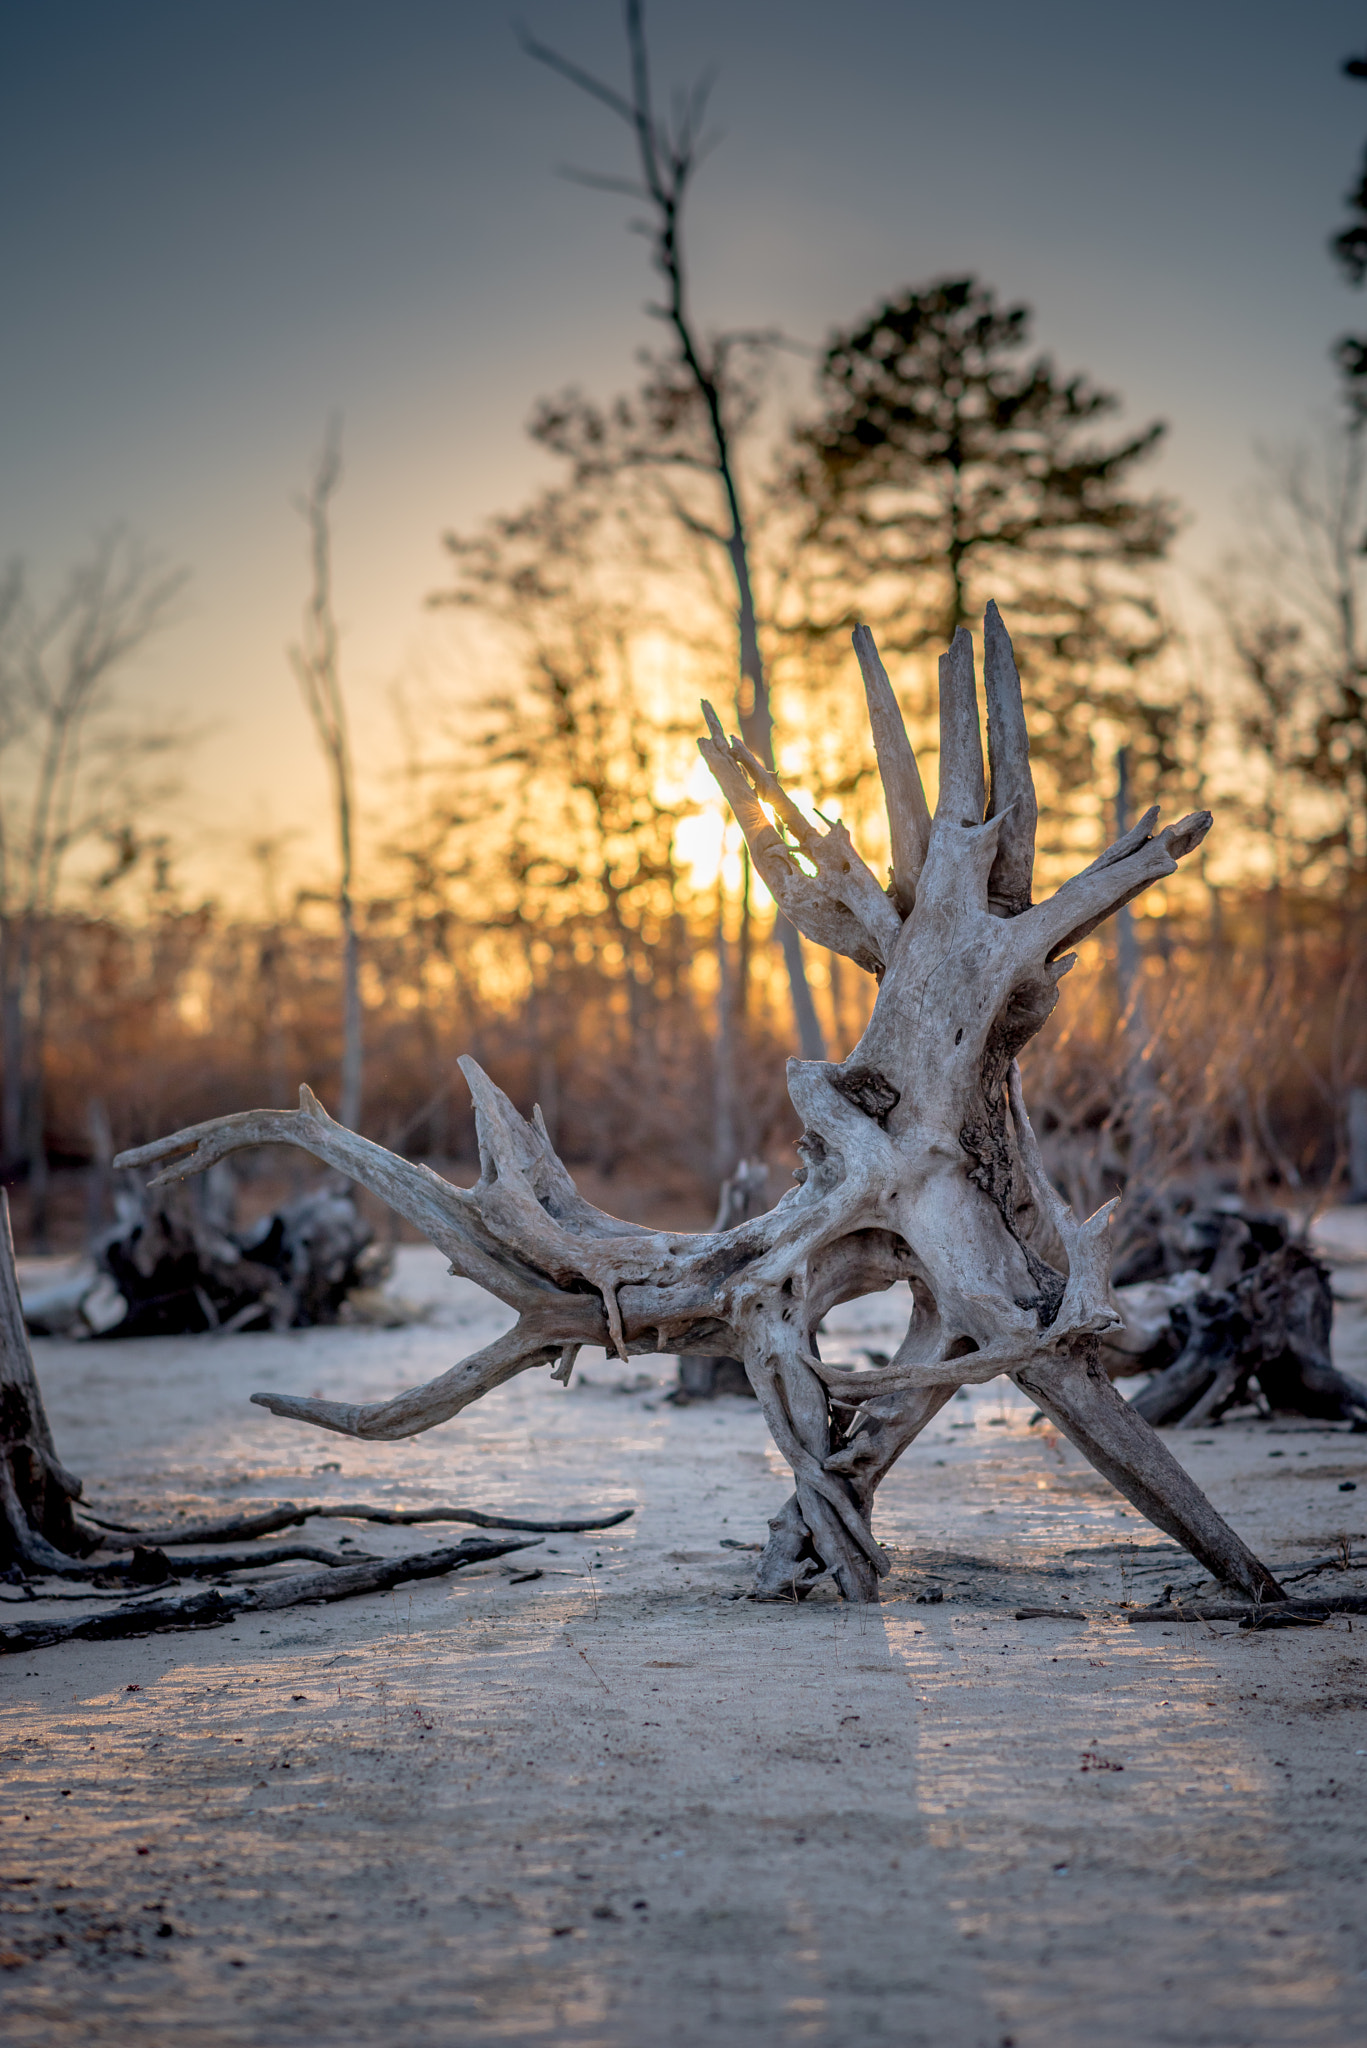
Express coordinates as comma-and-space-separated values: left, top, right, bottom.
831, 1065, 901, 1125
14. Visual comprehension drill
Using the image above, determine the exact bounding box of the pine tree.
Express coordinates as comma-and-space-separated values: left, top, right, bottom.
789, 277, 1176, 814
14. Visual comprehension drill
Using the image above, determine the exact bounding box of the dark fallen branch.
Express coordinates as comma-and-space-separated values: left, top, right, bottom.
157, 1542, 374, 1575
0, 1582, 170, 1604
1277, 1547, 1361, 1584
19, 1539, 377, 1584
77, 1504, 313, 1543
1, 1586, 254, 1649
78, 1502, 635, 1547
1124, 1592, 1367, 1625
0, 1535, 540, 1655
315, 1504, 635, 1532
1239, 1607, 1333, 1630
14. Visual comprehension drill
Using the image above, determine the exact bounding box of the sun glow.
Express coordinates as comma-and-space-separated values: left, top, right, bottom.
673, 755, 834, 908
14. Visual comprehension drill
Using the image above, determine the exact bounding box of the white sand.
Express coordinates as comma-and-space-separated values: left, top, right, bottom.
2, 1230, 1365, 2046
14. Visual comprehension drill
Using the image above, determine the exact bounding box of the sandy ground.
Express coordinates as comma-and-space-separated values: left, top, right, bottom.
2, 1223, 1366, 2047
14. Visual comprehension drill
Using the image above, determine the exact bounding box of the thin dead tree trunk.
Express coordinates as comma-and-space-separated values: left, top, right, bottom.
119, 603, 1284, 1609
0, 1192, 85, 1571
0, 538, 185, 1220
713, 868, 737, 1184
1114, 746, 1154, 1181
291, 422, 363, 1132
520, 0, 825, 1060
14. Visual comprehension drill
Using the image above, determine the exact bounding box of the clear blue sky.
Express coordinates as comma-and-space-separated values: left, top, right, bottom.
3, 0, 1364, 892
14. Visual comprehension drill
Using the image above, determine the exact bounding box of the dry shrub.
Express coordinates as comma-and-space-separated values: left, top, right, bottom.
8, 888, 1362, 1253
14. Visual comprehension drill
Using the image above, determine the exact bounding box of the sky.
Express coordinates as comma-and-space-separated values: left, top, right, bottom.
3, 0, 1366, 902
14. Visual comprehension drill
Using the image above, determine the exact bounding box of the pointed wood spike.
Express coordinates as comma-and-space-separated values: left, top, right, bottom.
457, 1054, 544, 1185
851, 625, 930, 916
935, 626, 985, 829
700, 698, 727, 749
983, 601, 1038, 916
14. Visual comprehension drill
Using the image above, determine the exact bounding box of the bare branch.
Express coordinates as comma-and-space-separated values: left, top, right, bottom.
698, 702, 902, 971
251, 1321, 566, 1440
516, 22, 641, 132
1022, 811, 1213, 962
114, 1086, 562, 1312
557, 166, 649, 199
289, 419, 362, 1129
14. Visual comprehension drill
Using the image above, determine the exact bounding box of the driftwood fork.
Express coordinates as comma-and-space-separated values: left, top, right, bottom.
116, 607, 1284, 1606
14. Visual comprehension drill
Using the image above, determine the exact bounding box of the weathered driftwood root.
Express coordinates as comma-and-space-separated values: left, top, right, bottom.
1122, 1226, 1367, 1429
115, 604, 1285, 1606
0, 1535, 540, 1655
88, 1172, 387, 1338
1014, 1355, 1283, 1600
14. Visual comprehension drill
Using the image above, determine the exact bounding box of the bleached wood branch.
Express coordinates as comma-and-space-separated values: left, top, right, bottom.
697, 700, 902, 972
851, 625, 930, 916
983, 600, 1037, 916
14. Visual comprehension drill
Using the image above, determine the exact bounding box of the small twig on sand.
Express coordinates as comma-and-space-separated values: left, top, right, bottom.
575, 1646, 609, 1692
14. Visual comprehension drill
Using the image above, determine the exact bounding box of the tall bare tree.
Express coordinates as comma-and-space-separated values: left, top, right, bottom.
0, 533, 185, 1242
519, 0, 825, 1059
1220, 432, 1367, 902
290, 422, 363, 1131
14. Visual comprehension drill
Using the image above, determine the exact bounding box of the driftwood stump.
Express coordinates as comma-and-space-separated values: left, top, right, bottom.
93, 1173, 386, 1338
1119, 1217, 1367, 1429
116, 607, 1285, 1605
